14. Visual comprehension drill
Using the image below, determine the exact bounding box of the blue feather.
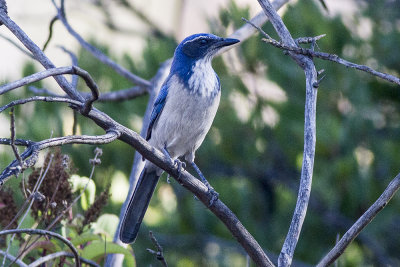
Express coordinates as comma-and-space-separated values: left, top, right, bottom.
146, 80, 169, 141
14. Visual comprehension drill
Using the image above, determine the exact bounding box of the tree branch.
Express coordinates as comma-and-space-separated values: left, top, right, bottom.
256, 1, 318, 266
317, 173, 400, 266
50, 0, 151, 89
0, 66, 99, 114
29, 251, 100, 267
0, 11, 84, 102
243, 18, 400, 86
0, 250, 27, 267
0, 229, 80, 267
0, 131, 120, 184
0, 96, 83, 113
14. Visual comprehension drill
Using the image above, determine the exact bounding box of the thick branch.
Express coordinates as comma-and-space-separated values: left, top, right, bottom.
0, 229, 80, 267
256, 1, 318, 266
0, 250, 27, 267
317, 173, 400, 266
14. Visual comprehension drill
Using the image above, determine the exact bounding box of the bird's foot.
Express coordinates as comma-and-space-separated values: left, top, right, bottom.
190, 161, 219, 207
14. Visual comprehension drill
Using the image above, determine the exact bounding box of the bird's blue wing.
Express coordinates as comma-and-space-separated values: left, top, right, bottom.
146, 82, 169, 141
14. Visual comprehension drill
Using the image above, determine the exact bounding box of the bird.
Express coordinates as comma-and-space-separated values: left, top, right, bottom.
120, 33, 240, 244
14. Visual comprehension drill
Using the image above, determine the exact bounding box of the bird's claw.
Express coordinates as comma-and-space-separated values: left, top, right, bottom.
173, 159, 186, 178
205, 185, 219, 207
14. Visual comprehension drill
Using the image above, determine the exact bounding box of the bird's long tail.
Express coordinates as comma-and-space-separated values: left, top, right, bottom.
120, 167, 160, 243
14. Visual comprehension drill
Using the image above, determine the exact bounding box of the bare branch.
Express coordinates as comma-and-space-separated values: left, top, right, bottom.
42, 16, 58, 51
0, 131, 120, 184
0, 229, 80, 267
0, 96, 82, 113
0, 11, 84, 101
50, 0, 151, 88
58, 46, 79, 88
29, 251, 101, 267
0, 250, 27, 267
147, 231, 168, 267
9, 107, 23, 168
0, 66, 99, 114
0, 33, 33, 58
243, 17, 400, 86
317, 173, 400, 267
256, 1, 318, 266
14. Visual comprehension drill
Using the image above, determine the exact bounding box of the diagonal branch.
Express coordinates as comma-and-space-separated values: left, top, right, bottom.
51, 0, 151, 89
256, 1, 318, 266
317, 173, 400, 267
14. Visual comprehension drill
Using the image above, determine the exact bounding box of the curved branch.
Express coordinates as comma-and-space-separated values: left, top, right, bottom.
0, 12, 83, 101
50, 0, 151, 89
29, 251, 100, 267
317, 173, 400, 267
0, 229, 80, 267
0, 250, 27, 267
0, 65, 99, 114
0, 96, 82, 113
0, 130, 121, 184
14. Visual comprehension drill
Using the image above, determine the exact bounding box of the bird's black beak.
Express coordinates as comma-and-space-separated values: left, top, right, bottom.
215, 37, 240, 48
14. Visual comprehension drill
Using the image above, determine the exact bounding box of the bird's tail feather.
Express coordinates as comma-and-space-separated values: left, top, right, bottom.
120, 167, 160, 243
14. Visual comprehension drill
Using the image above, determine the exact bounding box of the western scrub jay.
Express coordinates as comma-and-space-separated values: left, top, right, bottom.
120, 33, 239, 243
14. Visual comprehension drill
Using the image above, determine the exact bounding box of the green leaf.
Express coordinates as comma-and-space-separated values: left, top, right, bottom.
81, 241, 135, 267
70, 232, 101, 247
92, 213, 119, 238
69, 174, 96, 210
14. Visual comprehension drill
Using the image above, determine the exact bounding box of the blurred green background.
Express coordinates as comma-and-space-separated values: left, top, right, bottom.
1, 0, 400, 266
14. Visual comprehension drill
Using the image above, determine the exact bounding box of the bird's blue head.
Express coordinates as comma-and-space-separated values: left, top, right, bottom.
171, 33, 240, 74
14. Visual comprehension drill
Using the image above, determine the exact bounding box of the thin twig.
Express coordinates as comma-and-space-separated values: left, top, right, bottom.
9, 107, 23, 169
0, 33, 33, 58
317, 173, 400, 267
58, 46, 79, 88
0, 96, 83, 113
51, 0, 151, 88
2, 157, 52, 267
42, 16, 58, 51
0, 229, 80, 267
243, 17, 400, 86
28, 251, 100, 267
147, 231, 168, 267
0, 12, 84, 101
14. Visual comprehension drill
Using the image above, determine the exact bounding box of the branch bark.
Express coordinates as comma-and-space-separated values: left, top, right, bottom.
256, 1, 318, 266
317, 173, 400, 267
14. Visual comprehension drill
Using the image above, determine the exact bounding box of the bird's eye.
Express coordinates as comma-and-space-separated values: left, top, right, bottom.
200, 39, 208, 45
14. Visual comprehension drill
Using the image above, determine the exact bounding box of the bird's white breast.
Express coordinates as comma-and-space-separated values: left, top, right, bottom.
188, 58, 219, 98
149, 74, 221, 162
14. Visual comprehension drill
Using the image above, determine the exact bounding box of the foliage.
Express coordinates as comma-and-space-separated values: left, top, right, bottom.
0, 150, 132, 266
